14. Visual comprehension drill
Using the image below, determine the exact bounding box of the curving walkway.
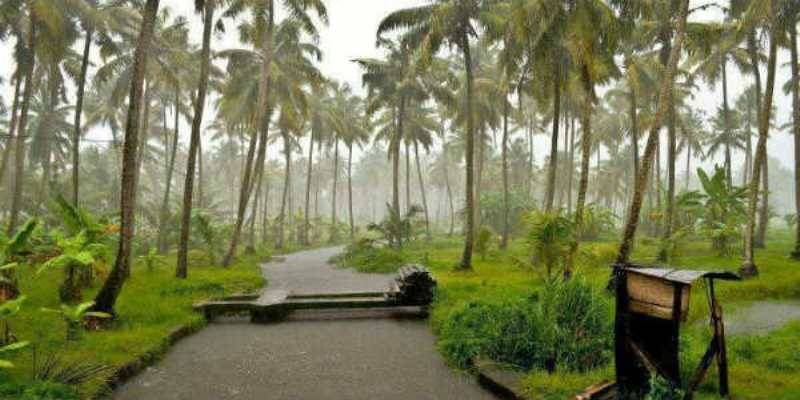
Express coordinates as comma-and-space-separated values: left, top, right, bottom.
113, 247, 495, 400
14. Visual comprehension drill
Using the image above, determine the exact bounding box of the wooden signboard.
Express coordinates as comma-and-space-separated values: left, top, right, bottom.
626, 271, 690, 321
612, 264, 740, 400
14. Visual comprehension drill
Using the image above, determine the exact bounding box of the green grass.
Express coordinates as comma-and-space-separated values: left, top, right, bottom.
367, 229, 800, 400
0, 249, 265, 399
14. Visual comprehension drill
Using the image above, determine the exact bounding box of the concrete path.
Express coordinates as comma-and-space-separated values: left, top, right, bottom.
113, 247, 495, 400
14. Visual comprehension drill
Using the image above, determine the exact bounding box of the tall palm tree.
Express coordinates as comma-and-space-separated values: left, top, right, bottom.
789, 3, 800, 259
615, 0, 691, 266
91, 0, 161, 316
176, 0, 214, 279
378, 0, 483, 270
741, 0, 780, 277
220, 0, 327, 266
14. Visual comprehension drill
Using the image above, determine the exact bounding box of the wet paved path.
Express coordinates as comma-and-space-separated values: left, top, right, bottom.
113, 247, 495, 400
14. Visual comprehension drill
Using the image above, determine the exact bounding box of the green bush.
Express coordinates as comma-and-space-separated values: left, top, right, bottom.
437, 278, 612, 372
0, 381, 79, 400
331, 240, 407, 273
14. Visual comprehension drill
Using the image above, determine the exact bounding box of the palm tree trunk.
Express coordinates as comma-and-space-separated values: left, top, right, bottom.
567, 116, 576, 214
405, 141, 410, 213
176, 2, 213, 278
629, 87, 640, 187
330, 137, 340, 242
444, 142, 455, 237
392, 100, 405, 248
262, 175, 270, 244
685, 142, 691, 191
500, 99, 510, 249
459, 32, 475, 270
303, 129, 315, 245
568, 68, 594, 277
157, 88, 180, 254
722, 61, 733, 187
8, 15, 37, 235
0, 73, 21, 194
756, 158, 769, 248
414, 140, 431, 240
742, 9, 778, 276
72, 27, 93, 207
615, 0, 690, 265
545, 63, 561, 212
791, 22, 800, 259
93, 0, 160, 313
276, 134, 291, 249
348, 142, 355, 239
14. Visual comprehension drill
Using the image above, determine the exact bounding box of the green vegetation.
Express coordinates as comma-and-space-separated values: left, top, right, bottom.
0, 250, 263, 398
333, 228, 800, 400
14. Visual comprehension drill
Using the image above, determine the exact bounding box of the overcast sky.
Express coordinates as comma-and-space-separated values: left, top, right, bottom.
0, 0, 795, 169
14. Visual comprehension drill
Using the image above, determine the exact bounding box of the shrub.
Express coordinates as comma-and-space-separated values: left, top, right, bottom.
476, 226, 495, 260
524, 211, 575, 278
331, 239, 407, 273
437, 278, 612, 373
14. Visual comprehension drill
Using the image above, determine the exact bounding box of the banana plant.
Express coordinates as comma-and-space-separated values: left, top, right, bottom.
138, 248, 166, 272
0, 219, 39, 301
39, 231, 107, 303
42, 301, 111, 341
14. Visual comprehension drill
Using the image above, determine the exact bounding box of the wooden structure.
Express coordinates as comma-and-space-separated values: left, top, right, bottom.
612, 264, 740, 400
194, 265, 437, 323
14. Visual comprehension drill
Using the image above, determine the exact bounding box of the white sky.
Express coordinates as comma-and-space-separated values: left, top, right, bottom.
0, 0, 795, 168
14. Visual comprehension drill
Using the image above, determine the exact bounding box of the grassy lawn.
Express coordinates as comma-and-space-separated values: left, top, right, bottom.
338, 230, 800, 399
0, 251, 265, 399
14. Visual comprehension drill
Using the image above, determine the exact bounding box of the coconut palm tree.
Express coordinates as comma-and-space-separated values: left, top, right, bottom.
615, 0, 691, 266
91, 0, 161, 316
788, 3, 800, 259
378, 0, 484, 269
176, 0, 214, 278
740, 0, 781, 277
219, 0, 327, 266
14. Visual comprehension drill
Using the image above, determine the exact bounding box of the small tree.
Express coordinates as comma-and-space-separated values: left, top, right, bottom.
524, 211, 575, 278
42, 302, 111, 341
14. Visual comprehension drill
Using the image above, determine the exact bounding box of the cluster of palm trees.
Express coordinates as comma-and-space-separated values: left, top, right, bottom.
0, 0, 798, 316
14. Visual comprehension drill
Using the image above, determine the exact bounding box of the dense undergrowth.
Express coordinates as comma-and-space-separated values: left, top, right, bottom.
337, 228, 800, 400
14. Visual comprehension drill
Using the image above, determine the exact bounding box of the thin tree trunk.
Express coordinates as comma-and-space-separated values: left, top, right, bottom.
0, 74, 21, 193
444, 142, 455, 237
93, 0, 160, 313
414, 140, 431, 240
331, 137, 340, 242
348, 142, 355, 239
303, 128, 315, 245
629, 86, 640, 187
176, 1, 213, 278
7, 18, 36, 235
391, 100, 405, 248
615, 0, 690, 266
501, 99, 510, 249
722, 61, 733, 187
568, 68, 594, 278
276, 134, 291, 249
545, 64, 561, 212
459, 33, 475, 270
742, 8, 778, 276
72, 27, 93, 207
791, 22, 800, 259
405, 141, 410, 213
157, 87, 180, 254
685, 141, 691, 192
568, 116, 576, 214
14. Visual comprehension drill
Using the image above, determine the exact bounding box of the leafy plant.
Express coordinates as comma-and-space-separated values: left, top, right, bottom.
524, 211, 575, 278
367, 203, 424, 248
476, 226, 495, 260
138, 248, 166, 272
0, 295, 25, 345
0, 340, 29, 369
576, 204, 617, 241
0, 219, 40, 301
191, 210, 219, 264
32, 348, 113, 387
645, 375, 685, 400
39, 232, 107, 303
695, 166, 748, 256
41, 302, 111, 341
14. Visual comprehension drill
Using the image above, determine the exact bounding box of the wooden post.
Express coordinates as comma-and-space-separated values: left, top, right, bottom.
710, 280, 730, 397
